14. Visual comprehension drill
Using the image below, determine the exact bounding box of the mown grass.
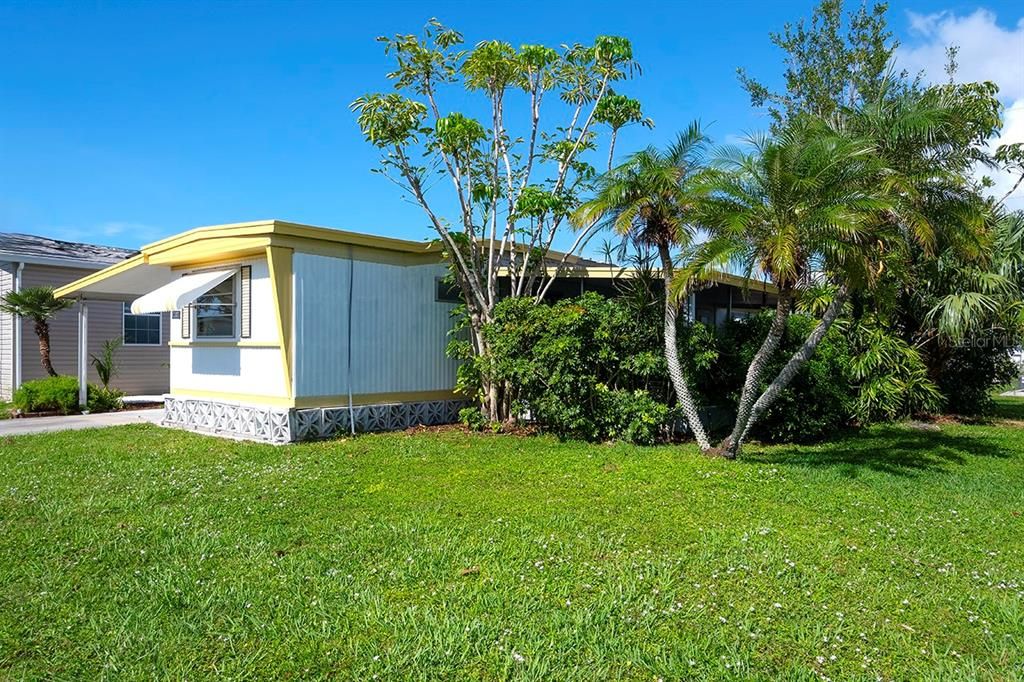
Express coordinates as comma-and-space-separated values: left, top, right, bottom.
1, 401, 1023, 680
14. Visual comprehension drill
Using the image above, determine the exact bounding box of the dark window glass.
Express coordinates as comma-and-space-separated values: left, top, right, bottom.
123, 303, 162, 345
436, 277, 462, 303
195, 276, 236, 338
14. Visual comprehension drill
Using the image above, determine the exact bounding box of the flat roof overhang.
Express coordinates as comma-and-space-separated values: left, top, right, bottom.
496, 264, 779, 295
55, 219, 443, 301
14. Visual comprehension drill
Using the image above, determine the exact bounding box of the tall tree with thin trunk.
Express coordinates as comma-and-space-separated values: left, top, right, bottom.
352, 20, 642, 421
573, 122, 713, 450
0, 286, 73, 377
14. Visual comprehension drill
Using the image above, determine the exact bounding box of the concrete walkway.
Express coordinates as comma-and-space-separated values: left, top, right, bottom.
0, 409, 164, 437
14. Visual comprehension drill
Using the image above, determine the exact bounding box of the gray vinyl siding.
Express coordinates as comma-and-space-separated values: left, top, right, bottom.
19, 263, 170, 394
0, 263, 13, 399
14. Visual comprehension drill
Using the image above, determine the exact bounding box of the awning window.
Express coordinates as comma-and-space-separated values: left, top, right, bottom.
130, 269, 235, 314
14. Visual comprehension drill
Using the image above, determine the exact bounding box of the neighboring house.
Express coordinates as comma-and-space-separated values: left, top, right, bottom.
55, 220, 776, 443
0, 233, 170, 400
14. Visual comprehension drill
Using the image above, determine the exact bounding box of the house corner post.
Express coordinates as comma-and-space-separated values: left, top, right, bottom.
77, 301, 89, 410
265, 245, 294, 400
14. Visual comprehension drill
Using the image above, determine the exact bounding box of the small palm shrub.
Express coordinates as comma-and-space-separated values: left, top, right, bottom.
90, 338, 122, 388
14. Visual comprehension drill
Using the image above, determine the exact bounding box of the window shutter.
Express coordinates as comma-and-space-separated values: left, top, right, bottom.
181, 304, 191, 338
240, 265, 251, 338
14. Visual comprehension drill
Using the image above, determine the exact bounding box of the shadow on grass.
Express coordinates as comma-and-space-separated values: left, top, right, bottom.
742, 425, 1013, 477
991, 396, 1024, 421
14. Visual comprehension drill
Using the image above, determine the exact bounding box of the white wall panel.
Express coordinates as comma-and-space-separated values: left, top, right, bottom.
170, 346, 286, 398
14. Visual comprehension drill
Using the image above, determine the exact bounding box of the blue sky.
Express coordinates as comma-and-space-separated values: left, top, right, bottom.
1, 0, 1022, 253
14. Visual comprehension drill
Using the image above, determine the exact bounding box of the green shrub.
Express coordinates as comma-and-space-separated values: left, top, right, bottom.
702, 312, 856, 443
87, 385, 124, 414
476, 288, 1000, 446
847, 321, 944, 421
482, 293, 672, 444
12, 376, 124, 414
13, 376, 80, 414
459, 406, 487, 431
936, 335, 1018, 415
597, 387, 673, 446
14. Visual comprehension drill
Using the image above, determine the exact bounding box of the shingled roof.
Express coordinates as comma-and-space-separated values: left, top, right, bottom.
0, 233, 137, 266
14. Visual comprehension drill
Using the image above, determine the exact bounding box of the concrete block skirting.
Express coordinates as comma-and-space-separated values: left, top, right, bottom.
163, 395, 469, 444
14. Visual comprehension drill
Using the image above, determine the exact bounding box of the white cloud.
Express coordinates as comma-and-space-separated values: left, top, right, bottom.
896, 9, 1024, 209
899, 10, 1024, 100
989, 101, 1024, 208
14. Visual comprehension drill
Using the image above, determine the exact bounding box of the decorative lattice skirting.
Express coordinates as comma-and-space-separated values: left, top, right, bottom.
163, 396, 469, 444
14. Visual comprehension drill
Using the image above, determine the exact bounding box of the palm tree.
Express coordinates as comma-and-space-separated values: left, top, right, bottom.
842, 82, 1016, 412
688, 117, 894, 458
0, 286, 73, 377
574, 121, 714, 450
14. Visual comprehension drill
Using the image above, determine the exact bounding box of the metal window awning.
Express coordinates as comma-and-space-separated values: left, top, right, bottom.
130, 269, 234, 314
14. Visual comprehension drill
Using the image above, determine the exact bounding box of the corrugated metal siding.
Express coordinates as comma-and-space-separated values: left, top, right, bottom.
0, 263, 13, 399
293, 253, 459, 398
19, 264, 170, 394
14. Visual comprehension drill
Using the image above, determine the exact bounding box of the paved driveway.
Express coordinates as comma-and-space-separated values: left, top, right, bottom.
0, 409, 164, 437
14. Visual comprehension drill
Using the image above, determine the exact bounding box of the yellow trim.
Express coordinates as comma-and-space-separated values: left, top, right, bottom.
495, 264, 780, 294
293, 390, 458, 409
266, 245, 294, 400
167, 388, 459, 410
54, 253, 148, 298
147, 237, 269, 267
269, 236, 439, 266
169, 388, 294, 408
55, 220, 445, 300
170, 254, 265, 272
140, 220, 442, 256
168, 340, 280, 349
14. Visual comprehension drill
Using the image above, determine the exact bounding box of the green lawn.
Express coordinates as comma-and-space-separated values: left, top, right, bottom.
1, 402, 1023, 680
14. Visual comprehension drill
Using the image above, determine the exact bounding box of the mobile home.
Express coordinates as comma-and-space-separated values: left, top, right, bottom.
56, 220, 777, 443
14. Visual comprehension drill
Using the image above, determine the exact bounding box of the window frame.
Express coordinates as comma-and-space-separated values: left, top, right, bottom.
122, 302, 163, 346
435, 276, 463, 304
192, 272, 239, 340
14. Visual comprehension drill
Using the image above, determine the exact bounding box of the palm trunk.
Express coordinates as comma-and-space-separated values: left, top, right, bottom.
35, 320, 58, 377
720, 292, 791, 458
739, 285, 849, 445
657, 245, 711, 450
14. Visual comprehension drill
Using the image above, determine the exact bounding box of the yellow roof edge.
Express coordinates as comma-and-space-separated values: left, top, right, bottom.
54, 253, 148, 299
138, 219, 277, 251
496, 265, 780, 294
140, 220, 441, 256
270, 221, 442, 253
